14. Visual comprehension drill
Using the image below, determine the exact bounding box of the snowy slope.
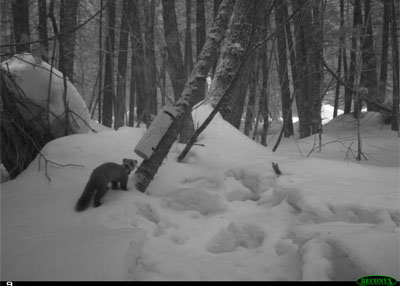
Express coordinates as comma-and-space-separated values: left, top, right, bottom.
1, 105, 399, 281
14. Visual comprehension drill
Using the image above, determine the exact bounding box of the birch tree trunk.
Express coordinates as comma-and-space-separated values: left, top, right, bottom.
210, 0, 257, 129
134, 0, 235, 193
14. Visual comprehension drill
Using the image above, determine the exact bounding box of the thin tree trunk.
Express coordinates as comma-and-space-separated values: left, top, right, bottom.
334, 0, 345, 118
102, 0, 115, 128
37, 0, 48, 61
59, 0, 79, 83
244, 65, 256, 136
184, 0, 194, 78
98, 0, 103, 123
379, 0, 390, 103
259, 39, 269, 146
195, 0, 207, 103
12, 0, 30, 53
211, 0, 223, 78
115, 0, 130, 129
391, 0, 399, 132
134, 0, 235, 193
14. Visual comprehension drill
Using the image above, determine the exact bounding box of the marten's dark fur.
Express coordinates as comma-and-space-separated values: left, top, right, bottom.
75, 159, 137, 212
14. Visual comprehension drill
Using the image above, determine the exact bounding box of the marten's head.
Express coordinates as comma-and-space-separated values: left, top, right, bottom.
122, 158, 138, 174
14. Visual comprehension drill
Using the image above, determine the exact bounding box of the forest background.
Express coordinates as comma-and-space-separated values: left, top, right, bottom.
1, 0, 399, 149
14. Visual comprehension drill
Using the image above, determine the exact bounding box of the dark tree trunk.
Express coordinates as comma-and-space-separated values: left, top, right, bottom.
195, 0, 207, 103
134, 0, 235, 193
12, 0, 30, 53
102, 0, 115, 128
361, 0, 378, 111
98, 0, 104, 123
162, 0, 194, 143
293, 0, 322, 138
244, 64, 256, 136
283, 0, 297, 86
115, 0, 130, 129
127, 0, 146, 126
144, 0, 158, 118
37, 0, 49, 61
211, 0, 223, 78
379, 0, 390, 103
162, 0, 186, 101
334, 0, 345, 118
346, 0, 362, 115
274, 0, 293, 137
259, 39, 269, 146
391, 0, 399, 131
59, 0, 79, 83
184, 0, 194, 78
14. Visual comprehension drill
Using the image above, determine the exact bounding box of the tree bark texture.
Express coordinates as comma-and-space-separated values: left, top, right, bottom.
59, 0, 79, 83
345, 0, 362, 115
379, 0, 390, 102
195, 0, 207, 103
37, 0, 49, 61
244, 65, 256, 136
162, 0, 186, 101
361, 0, 379, 110
334, 0, 345, 118
102, 0, 115, 128
390, 0, 399, 132
128, 0, 147, 126
211, 0, 223, 78
184, 0, 194, 78
210, 0, 260, 129
144, 0, 158, 117
292, 0, 323, 138
115, 0, 130, 129
12, 0, 30, 53
134, 0, 235, 193
274, 0, 293, 137
162, 0, 194, 143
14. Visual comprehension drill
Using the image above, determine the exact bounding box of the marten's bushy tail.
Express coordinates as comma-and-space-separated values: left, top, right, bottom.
75, 180, 95, 212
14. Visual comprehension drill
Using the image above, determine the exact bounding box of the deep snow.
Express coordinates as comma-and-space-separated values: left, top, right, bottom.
1, 105, 399, 281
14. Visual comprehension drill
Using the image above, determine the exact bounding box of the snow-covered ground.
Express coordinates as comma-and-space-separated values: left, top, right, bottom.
1, 105, 399, 281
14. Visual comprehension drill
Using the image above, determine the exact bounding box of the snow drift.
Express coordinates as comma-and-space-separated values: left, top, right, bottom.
1, 104, 399, 281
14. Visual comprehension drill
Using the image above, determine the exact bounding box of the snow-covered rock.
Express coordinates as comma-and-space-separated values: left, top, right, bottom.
1, 53, 91, 137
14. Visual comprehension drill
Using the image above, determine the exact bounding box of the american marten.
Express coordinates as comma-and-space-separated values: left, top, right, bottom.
75, 159, 137, 212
